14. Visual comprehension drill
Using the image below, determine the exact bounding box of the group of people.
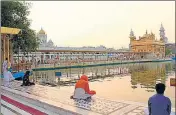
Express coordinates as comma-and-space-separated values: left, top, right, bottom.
72, 75, 172, 115
2, 58, 35, 87
2, 57, 172, 115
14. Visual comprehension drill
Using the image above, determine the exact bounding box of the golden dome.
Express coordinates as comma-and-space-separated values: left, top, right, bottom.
38, 28, 46, 34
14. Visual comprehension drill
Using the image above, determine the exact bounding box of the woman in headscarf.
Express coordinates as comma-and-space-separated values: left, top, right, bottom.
71, 75, 96, 100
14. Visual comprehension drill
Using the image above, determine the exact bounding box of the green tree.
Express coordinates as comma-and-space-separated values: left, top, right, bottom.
1, 1, 39, 55
165, 48, 172, 56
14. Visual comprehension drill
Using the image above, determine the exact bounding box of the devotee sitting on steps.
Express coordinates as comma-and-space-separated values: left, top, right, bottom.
70, 75, 96, 100
148, 83, 171, 115
3, 58, 15, 87
21, 71, 35, 86
3, 58, 8, 74
3, 70, 14, 87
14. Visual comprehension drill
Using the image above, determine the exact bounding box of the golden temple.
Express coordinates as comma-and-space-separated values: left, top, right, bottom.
129, 30, 165, 58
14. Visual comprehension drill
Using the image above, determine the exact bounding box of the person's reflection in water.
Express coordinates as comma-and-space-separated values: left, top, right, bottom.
70, 75, 96, 100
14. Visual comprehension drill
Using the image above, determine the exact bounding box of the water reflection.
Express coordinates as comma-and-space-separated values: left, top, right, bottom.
33, 62, 174, 91
34, 65, 130, 85
130, 63, 169, 92
32, 62, 175, 107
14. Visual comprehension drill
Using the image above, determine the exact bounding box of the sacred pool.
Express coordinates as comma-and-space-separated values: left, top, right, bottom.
1, 61, 175, 115
33, 61, 175, 107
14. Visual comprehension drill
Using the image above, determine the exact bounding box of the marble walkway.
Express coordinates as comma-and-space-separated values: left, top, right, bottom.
1, 80, 175, 115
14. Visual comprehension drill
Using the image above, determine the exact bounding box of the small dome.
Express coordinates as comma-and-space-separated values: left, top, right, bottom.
159, 23, 165, 31
47, 39, 54, 47
48, 39, 53, 43
129, 29, 134, 37
38, 28, 46, 34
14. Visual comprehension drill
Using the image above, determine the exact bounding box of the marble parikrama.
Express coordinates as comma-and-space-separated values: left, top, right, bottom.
1, 80, 175, 115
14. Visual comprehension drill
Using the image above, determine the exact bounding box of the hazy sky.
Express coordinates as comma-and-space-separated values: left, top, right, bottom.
28, 1, 175, 49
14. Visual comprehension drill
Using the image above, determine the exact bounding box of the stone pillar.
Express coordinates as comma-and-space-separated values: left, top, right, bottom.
6, 38, 10, 63
3, 35, 6, 61
9, 39, 13, 65
1, 35, 4, 63
41, 53, 44, 64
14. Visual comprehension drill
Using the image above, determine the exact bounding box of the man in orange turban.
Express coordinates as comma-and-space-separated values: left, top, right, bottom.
71, 75, 96, 100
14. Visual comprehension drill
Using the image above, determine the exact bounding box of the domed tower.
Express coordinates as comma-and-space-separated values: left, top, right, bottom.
159, 23, 168, 43
129, 29, 136, 50
47, 39, 54, 47
37, 28, 47, 47
129, 29, 136, 40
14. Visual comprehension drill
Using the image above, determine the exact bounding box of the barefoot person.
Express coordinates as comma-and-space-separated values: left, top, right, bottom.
148, 83, 171, 115
71, 75, 96, 100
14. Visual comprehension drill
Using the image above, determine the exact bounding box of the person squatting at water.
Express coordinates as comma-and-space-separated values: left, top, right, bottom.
148, 83, 171, 115
21, 71, 35, 86
70, 75, 96, 100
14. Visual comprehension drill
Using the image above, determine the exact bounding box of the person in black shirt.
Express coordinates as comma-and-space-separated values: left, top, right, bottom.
21, 71, 35, 86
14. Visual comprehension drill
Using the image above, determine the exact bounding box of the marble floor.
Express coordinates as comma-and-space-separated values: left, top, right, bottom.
1, 80, 174, 115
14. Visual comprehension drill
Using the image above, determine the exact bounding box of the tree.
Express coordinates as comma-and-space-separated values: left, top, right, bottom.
1, 1, 39, 54
165, 48, 172, 56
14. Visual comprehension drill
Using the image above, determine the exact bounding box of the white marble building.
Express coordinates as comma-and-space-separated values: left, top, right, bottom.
37, 28, 56, 50
14, 28, 129, 62
37, 28, 112, 51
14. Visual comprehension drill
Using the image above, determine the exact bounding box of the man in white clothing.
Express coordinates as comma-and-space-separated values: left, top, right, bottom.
2, 58, 14, 87
3, 70, 14, 87
3, 58, 8, 74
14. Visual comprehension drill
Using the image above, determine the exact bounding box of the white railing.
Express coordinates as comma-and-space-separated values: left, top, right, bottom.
31, 58, 172, 69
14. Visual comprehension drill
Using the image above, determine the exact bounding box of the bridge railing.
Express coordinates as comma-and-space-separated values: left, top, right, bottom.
11, 63, 32, 72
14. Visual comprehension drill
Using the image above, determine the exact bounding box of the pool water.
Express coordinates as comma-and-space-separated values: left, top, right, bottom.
33, 62, 175, 107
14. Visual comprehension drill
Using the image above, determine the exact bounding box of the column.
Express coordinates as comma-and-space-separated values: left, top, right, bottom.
1, 35, 4, 63
7, 38, 10, 63
9, 39, 13, 65
43, 53, 45, 60
49, 54, 51, 59
3, 34, 6, 61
